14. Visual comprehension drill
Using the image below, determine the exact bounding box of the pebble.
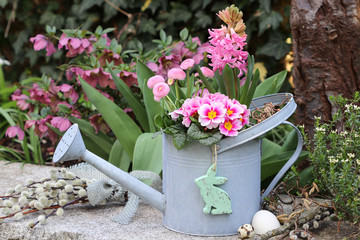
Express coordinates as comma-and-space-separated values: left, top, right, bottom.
277, 194, 293, 204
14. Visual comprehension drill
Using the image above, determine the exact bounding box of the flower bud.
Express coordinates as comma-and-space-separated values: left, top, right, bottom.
25, 178, 34, 185
59, 199, 67, 206
27, 221, 35, 228
12, 204, 21, 212
38, 196, 48, 205
21, 191, 30, 198
72, 179, 82, 186
14, 212, 24, 220
29, 200, 36, 207
78, 189, 87, 198
57, 180, 67, 186
64, 184, 73, 193
34, 201, 44, 210
14, 184, 24, 193
36, 187, 44, 194
56, 208, 64, 216
45, 209, 53, 215
6, 188, 14, 195
4, 200, 13, 207
38, 215, 46, 225
65, 171, 75, 179
59, 192, 68, 200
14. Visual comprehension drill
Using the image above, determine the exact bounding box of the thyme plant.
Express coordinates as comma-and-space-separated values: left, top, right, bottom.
304, 92, 360, 222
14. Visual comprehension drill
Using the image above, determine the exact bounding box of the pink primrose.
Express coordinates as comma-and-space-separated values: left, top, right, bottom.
152, 82, 170, 101
198, 102, 226, 129
167, 68, 186, 80
30, 34, 56, 56
5, 126, 25, 141
50, 117, 71, 132
224, 100, 244, 120
180, 59, 195, 70
200, 67, 214, 78
219, 118, 242, 137
147, 75, 165, 89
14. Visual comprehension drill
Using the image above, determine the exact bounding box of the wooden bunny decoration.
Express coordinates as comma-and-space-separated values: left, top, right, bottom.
195, 164, 232, 215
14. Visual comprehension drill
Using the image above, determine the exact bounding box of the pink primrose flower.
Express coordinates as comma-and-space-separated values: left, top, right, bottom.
180, 59, 195, 70
5, 126, 25, 141
200, 67, 215, 78
147, 75, 165, 89
50, 117, 71, 132
207, 26, 248, 77
219, 118, 242, 136
168, 68, 186, 80
152, 82, 170, 101
224, 99, 244, 120
30, 34, 56, 56
198, 102, 226, 129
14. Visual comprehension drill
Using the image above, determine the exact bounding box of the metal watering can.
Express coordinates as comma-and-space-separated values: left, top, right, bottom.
53, 93, 303, 236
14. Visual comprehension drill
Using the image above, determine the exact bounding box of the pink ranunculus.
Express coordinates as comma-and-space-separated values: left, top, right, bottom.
152, 82, 170, 101
219, 118, 242, 136
198, 102, 226, 129
180, 59, 195, 70
200, 67, 215, 78
50, 117, 71, 132
147, 75, 165, 89
168, 68, 186, 80
30, 34, 56, 56
5, 126, 25, 140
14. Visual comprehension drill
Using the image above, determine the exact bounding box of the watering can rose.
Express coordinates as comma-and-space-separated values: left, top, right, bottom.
170, 93, 250, 137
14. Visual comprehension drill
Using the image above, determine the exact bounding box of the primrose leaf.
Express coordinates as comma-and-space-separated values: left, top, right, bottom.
187, 123, 209, 140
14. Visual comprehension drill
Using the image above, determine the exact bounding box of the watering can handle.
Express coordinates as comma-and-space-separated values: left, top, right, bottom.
261, 121, 303, 201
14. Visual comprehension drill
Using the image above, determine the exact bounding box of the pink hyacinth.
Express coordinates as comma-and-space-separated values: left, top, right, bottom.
207, 26, 248, 77
180, 59, 195, 70
6, 126, 25, 141
152, 82, 170, 102
200, 67, 215, 78
198, 102, 226, 129
168, 68, 186, 80
30, 34, 56, 56
147, 75, 165, 89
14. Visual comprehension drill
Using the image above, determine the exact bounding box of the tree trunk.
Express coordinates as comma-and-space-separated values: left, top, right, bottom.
290, 0, 360, 133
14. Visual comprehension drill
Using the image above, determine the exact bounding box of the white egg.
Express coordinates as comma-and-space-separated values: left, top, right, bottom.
251, 210, 281, 234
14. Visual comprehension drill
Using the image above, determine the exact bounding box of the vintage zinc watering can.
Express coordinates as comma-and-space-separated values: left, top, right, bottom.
53, 93, 303, 236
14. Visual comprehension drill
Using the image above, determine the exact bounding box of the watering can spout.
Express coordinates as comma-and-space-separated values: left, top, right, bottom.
53, 124, 166, 213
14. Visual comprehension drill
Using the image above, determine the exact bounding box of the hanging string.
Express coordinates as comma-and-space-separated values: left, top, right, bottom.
212, 144, 218, 171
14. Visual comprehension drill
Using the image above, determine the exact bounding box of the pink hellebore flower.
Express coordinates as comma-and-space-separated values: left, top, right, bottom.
198, 102, 226, 129
200, 67, 215, 78
180, 59, 195, 70
11, 90, 30, 110
5, 126, 25, 141
168, 68, 186, 80
219, 118, 242, 137
147, 62, 159, 73
158, 55, 181, 77
60, 84, 79, 103
29, 84, 51, 105
98, 49, 123, 66
147, 75, 165, 89
58, 34, 94, 57
30, 34, 56, 56
152, 82, 170, 102
89, 114, 111, 134
118, 71, 138, 88
50, 117, 71, 132
82, 68, 114, 89
66, 67, 85, 81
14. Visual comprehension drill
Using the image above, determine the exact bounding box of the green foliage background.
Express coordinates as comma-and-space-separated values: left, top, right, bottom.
0, 0, 291, 84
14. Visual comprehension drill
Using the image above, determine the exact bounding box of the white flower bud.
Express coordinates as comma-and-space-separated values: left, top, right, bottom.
59, 192, 68, 200
72, 179, 82, 186
27, 221, 35, 228
61, 168, 67, 175
14, 184, 24, 193
14, 212, 24, 220
59, 199, 67, 206
38, 196, 48, 205
43, 182, 51, 190
1, 207, 10, 215
49, 169, 58, 175
65, 171, 75, 179
4, 200, 13, 207
45, 209, 53, 215
25, 178, 34, 185
64, 184, 73, 193
12, 204, 21, 212
21, 191, 30, 198
49, 190, 58, 198
36, 187, 44, 194
78, 189, 87, 198
68, 194, 75, 201
57, 180, 66, 186
34, 201, 44, 210
6, 188, 14, 195
56, 208, 64, 216
10, 197, 17, 203
38, 215, 46, 225
80, 178, 88, 184
99, 199, 107, 205
18, 196, 28, 205
29, 200, 36, 207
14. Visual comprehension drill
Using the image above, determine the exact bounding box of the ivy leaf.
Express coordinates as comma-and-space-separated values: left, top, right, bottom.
258, 10, 283, 36
199, 131, 223, 146
187, 123, 209, 140
257, 33, 290, 60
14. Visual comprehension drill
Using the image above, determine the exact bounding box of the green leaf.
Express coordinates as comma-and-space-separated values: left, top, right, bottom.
261, 139, 282, 160
160, 29, 166, 42
172, 131, 187, 150
258, 10, 283, 35
257, 33, 291, 60
107, 65, 149, 132
198, 132, 223, 146
239, 55, 255, 104
79, 77, 141, 160
187, 123, 209, 140
222, 64, 236, 99
253, 70, 287, 98
154, 114, 165, 129
243, 68, 260, 107
179, 28, 189, 41
133, 133, 162, 174
214, 70, 226, 95
109, 140, 131, 172
136, 61, 162, 132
